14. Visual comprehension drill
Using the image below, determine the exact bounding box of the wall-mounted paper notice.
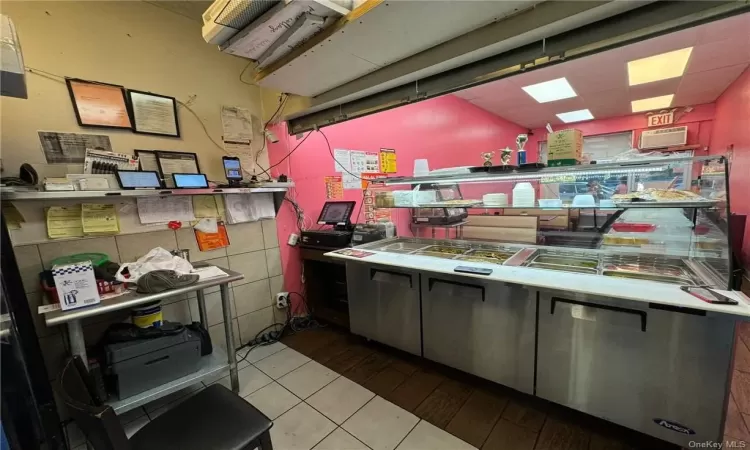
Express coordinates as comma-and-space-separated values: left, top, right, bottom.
81, 204, 119, 235
136, 196, 195, 224
46, 206, 83, 239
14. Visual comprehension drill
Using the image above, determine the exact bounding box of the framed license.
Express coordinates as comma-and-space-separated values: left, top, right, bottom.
155, 151, 200, 188
66, 79, 132, 129
127, 90, 180, 137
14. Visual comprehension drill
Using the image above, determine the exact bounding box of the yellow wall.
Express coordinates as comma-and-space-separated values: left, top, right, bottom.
0, 0, 272, 181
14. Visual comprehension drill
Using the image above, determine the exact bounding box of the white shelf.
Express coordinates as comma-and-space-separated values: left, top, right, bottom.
108, 348, 230, 414
0, 183, 294, 201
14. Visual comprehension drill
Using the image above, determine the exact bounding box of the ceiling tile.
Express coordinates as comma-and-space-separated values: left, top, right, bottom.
627, 78, 681, 100
618, 27, 698, 63
678, 63, 749, 96
686, 38, 750, 74
695, 13, 750, 45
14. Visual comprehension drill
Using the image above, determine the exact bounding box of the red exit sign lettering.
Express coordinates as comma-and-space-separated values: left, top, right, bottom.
647, 111, 674, 127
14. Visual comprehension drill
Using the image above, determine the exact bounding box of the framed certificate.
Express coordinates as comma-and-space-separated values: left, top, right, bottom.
127, 90, 180, 137
66, 79, 132, 129
155, 151, 200, 188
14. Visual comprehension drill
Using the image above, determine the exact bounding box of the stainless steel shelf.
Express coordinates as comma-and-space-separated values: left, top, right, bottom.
383, 202, 718, 209
0, 182, 294, 201
412, 220, 468, 228
376, 155, 723, 186
107, 348, 229, 414
44, 267, 243, 326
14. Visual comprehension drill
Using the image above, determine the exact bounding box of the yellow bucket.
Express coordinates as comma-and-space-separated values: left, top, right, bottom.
131, 301, 163, 328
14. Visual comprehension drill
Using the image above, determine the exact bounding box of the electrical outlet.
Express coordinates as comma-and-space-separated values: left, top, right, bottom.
275, 292, 289, 309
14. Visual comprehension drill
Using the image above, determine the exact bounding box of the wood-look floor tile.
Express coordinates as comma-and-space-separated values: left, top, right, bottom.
413, 380, 473, 429
727, 394, 750, 442
323, 344, 373, 374
732, 370, 750, 415
384, 370, 444, 412
445, 389, 508, 448
390, 358, 420, 376
587, 434, 634, 450
739, 322, 750, 350
282, 328, 339, 356
534, 418, 590, 450
308, 335, 352, 365
482, 419, 537, 450
736, 338, 750, 373
501, 400, 546, 432
363, 367, 407, 397
342, 351, 392, 384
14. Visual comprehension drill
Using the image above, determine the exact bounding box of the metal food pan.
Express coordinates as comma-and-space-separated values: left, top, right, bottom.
532, 255, 599, 269
602, 270, 694, 285
374, 242, 430, 253
601, 263, 687, 278
527, 263, 598, 275
412, 251, 458, 259
454, 255, 506, 264
465, 249, 517, 260
419, 245, 470, 255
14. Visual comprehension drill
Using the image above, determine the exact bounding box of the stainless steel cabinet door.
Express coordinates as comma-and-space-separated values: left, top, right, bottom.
346, 263, 421, 356
421, 273, 535, 393
537, 292, 734, 447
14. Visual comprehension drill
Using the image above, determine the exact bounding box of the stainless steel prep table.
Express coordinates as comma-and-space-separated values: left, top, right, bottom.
43, 266, 243, 414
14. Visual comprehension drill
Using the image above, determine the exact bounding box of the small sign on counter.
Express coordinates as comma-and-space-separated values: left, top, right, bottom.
52, 261, 101, 311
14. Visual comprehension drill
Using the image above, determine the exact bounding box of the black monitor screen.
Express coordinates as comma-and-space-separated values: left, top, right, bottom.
317, 201, 356, 225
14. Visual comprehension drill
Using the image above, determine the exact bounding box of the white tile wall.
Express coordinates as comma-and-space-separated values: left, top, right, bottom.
233, 278, 272, 316
229, 250, 269, 285
115, 230, 178, 262
14, 220, 282, 430
38, 236, 120, 268
226, 222, 265, 255
265, 247, 283, 277
261, 219, 279, 249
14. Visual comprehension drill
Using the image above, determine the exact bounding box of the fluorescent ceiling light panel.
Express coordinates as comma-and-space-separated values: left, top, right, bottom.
521, 77, 577, 103
556, 109, 594, 123
631, 94, 674, 113
627, 47, 693, 86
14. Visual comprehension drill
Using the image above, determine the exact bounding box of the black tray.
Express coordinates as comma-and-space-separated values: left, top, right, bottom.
487, 165, 518, 173
518, 163, 546, 171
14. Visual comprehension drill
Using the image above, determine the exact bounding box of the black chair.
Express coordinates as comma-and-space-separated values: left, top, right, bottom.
57, 356, 273, 450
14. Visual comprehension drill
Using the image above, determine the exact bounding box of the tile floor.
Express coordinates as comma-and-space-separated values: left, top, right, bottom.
69, 325, 749, 450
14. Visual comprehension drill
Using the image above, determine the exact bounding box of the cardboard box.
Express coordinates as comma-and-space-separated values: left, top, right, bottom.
52, 261, 101, 311
547, 129, 583, 163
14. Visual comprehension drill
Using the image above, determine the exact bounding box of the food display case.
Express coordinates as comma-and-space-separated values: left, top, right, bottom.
366, 154, 737, 289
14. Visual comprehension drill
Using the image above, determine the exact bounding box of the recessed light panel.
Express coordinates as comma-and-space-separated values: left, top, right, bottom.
556, 109, 594, 123
521, 78, 577, 103
631, 94, 674, 113
627, 47, 693, 86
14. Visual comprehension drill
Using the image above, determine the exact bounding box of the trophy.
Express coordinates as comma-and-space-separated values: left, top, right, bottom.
516, 134, 528, 165
481, 151, 495, 167
500, 147, 513, 166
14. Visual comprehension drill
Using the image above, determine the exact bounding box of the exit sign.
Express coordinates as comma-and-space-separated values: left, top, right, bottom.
647, 111, 674, 127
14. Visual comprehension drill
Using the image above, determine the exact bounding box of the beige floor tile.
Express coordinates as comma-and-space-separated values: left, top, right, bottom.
237, 364, 274, 397
254, 347, 310, 379
241, 341, 287, 364
245, 382, 301, 419
279, 361, 339, 399
313, 428, 370, 450
309, 377, 376, 425
342, 397, 419, 450
271, 402, 337, 450
396, 420, 476, 450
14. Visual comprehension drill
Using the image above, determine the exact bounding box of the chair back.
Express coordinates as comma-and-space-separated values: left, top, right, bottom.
57, 357, 131, 450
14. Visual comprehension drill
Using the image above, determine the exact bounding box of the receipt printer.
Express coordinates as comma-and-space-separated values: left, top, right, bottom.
104, 326, 202, 399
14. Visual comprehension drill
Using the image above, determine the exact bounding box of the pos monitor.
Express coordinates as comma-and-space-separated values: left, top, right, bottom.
316, 201, 356, 227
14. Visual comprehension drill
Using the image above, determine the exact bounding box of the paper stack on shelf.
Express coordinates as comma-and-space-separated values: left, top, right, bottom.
223, 193, 275, 224
137, 196, 195, 224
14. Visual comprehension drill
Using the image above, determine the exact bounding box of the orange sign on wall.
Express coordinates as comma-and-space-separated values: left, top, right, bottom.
194, 222, 230, 251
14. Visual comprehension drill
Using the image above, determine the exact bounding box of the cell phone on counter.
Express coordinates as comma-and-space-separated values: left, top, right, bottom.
222, 156, 242, 181
680, 286, 738, 305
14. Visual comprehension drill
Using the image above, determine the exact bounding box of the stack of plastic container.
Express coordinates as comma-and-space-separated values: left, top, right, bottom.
512, 182, 536, 207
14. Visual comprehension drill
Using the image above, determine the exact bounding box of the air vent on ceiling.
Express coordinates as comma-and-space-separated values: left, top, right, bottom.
639, 126, 688, 149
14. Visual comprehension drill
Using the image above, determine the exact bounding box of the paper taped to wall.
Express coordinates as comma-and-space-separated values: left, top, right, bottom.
221, 106, 254, 142
38, 131, 112, 164
81, 204, 120, 235
46, 206, 84, 239
137, 196, 195, 224
223, 193, 275, 223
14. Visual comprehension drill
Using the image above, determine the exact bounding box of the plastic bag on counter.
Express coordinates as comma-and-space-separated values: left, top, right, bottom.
115, 247, 193, 282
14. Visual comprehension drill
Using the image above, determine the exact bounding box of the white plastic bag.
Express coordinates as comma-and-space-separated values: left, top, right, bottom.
115, 247, 194, 282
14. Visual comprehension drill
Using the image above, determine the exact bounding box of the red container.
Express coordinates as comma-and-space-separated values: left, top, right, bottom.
611, 223, 656, 233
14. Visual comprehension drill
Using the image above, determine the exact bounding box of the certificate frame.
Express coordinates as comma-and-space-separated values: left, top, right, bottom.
155, 151, 201, 188
66, 78, 132, 130
126, 89, 181, 137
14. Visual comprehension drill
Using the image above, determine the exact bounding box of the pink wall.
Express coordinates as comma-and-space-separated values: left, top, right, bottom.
268, 95, 526, 311
525, 103, 716, 161
709, 67, 750, 264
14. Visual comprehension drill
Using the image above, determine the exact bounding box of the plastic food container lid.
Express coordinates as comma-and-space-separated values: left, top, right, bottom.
50, 253, 109, 267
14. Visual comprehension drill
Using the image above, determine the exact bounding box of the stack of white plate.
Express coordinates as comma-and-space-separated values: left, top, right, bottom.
483, 193, 508, 206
